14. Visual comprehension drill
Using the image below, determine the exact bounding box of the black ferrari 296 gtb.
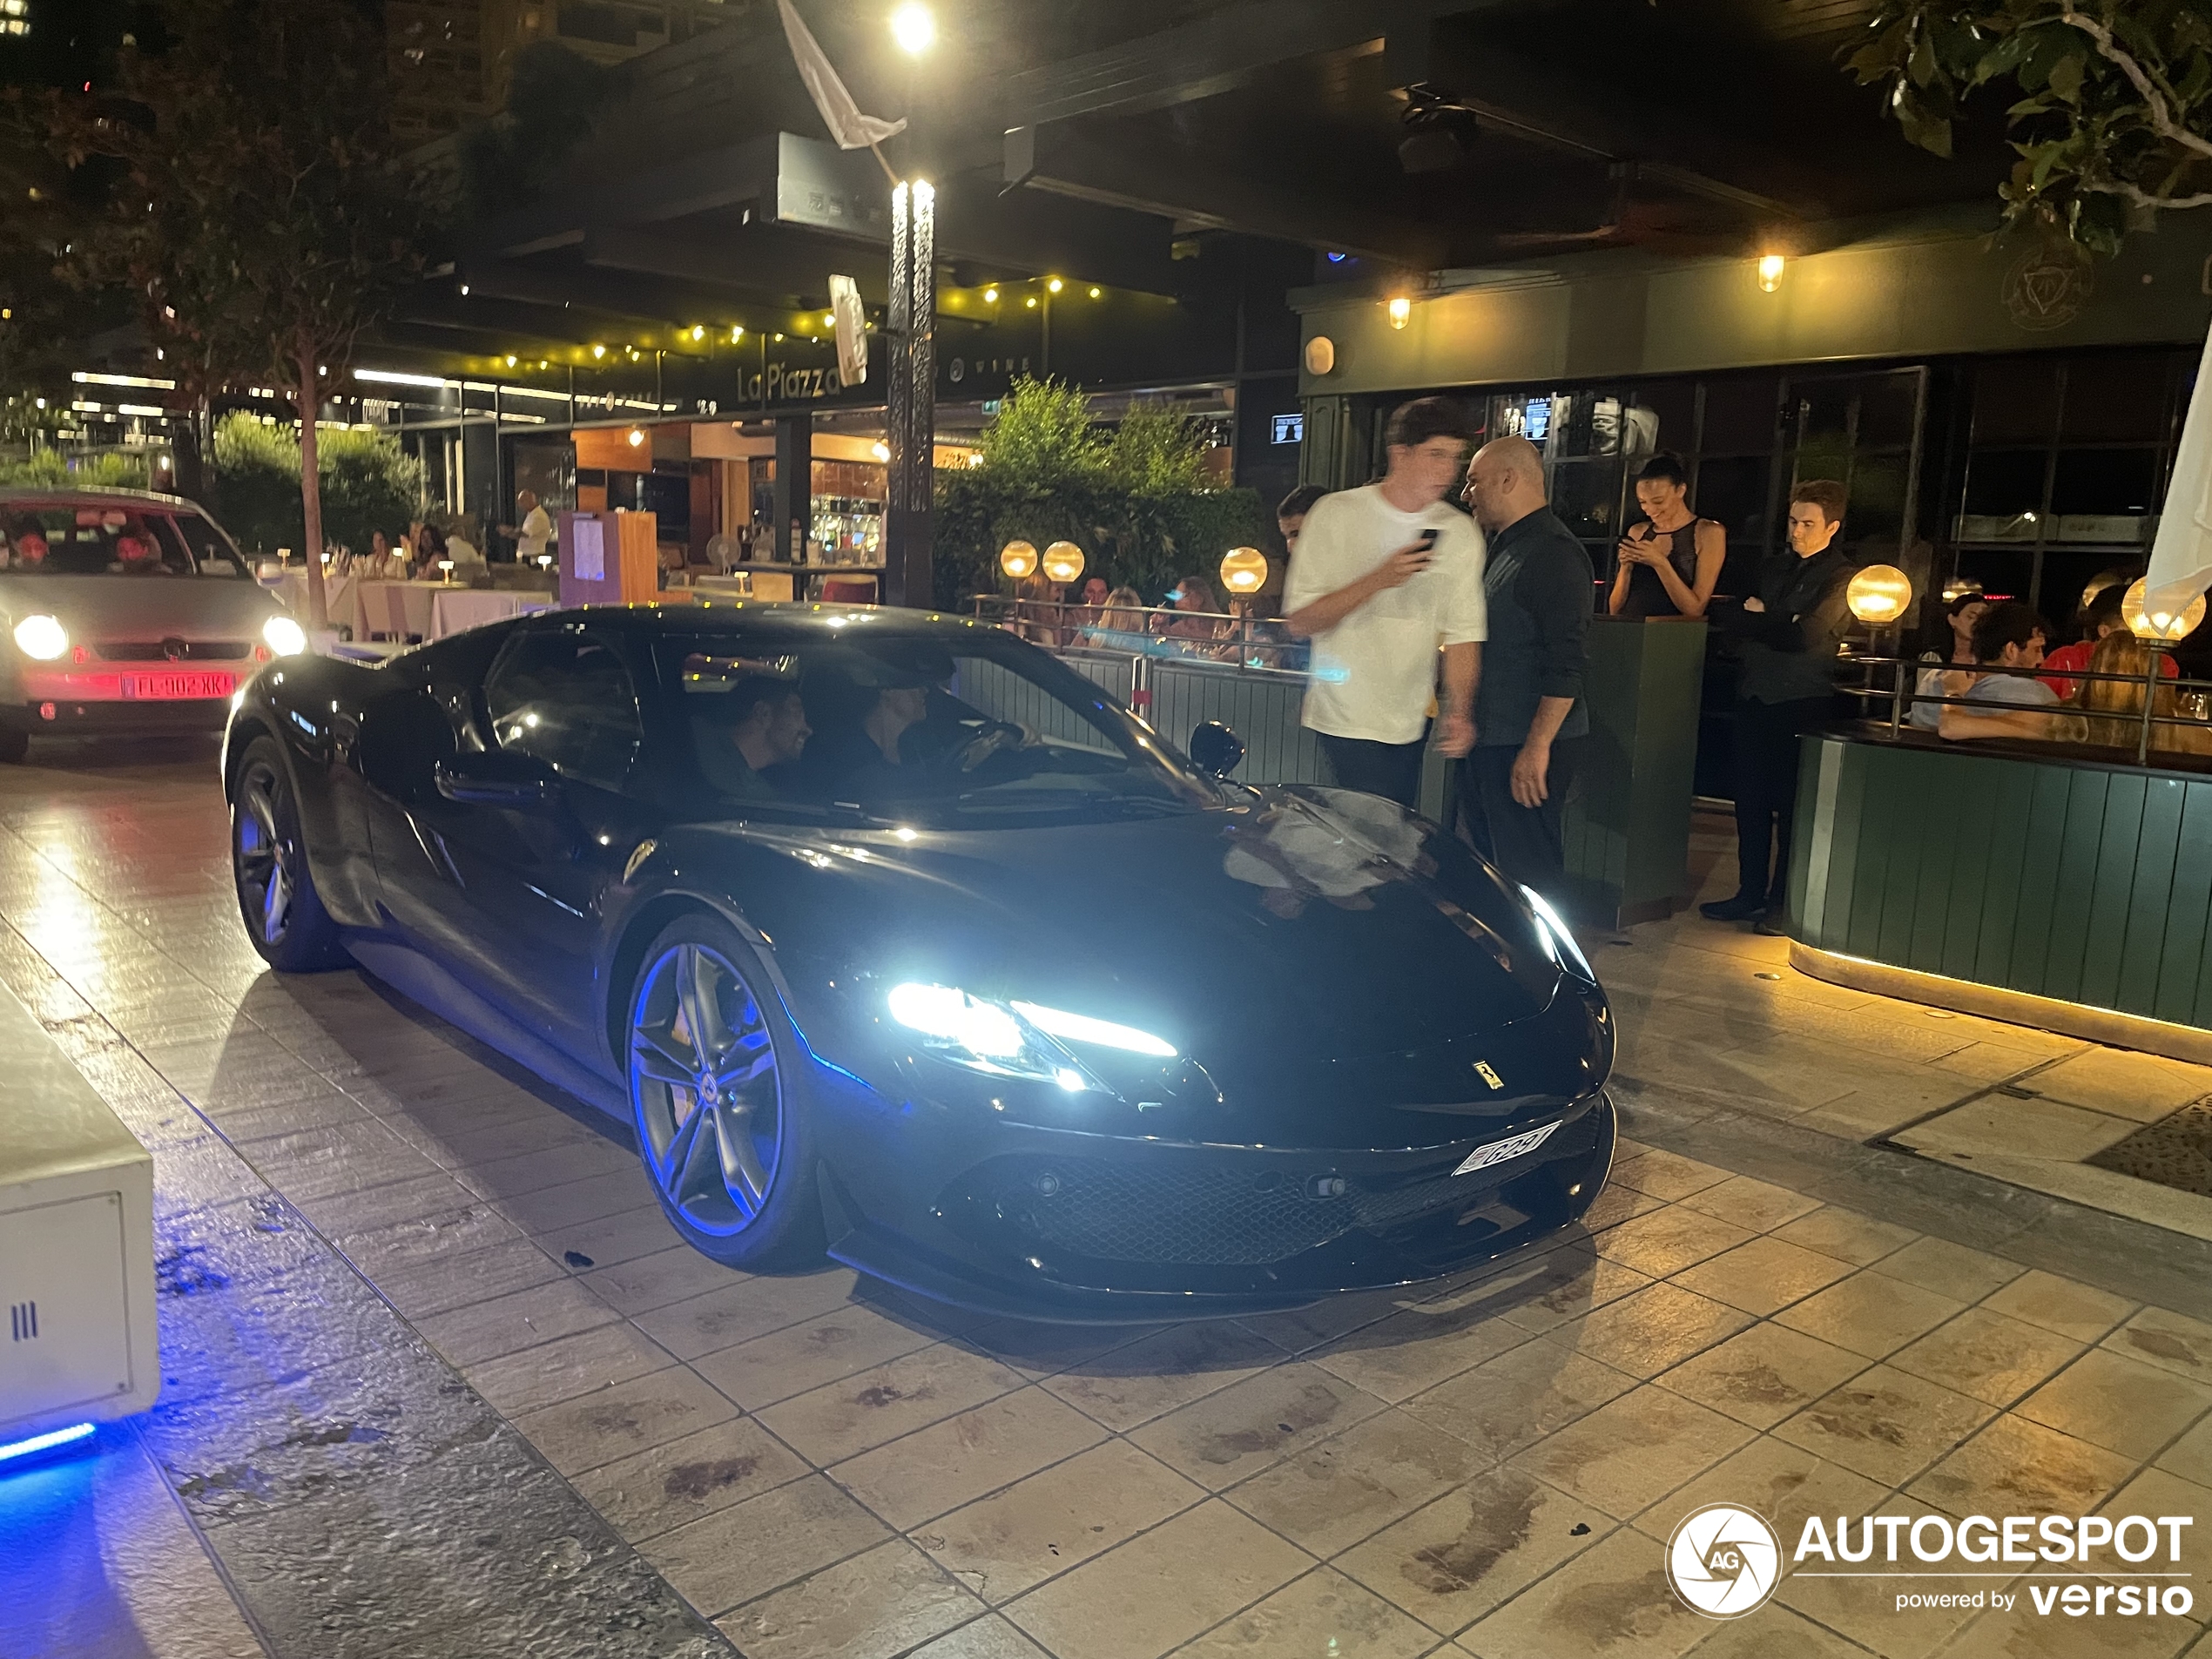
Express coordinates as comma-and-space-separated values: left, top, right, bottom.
221, 604, 1615, 1319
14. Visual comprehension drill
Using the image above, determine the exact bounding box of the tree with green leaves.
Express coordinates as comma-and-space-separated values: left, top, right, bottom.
1846, 2, 2212, 256
37, 0, 435, 628
934, 377, 1264, 610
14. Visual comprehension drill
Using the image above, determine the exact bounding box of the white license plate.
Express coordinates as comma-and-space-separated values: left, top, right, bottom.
119, 671, 232, 700
1453, 1120, 1561, 1177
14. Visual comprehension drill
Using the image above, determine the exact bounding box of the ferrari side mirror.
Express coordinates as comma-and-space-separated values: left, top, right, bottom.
1188, 719, 1244, 779
435, 750, 556, 806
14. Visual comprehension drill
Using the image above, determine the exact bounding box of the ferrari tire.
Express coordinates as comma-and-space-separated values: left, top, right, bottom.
624, 913, 822, 1269
230, 737, 347, 972
0, 727, 25, 764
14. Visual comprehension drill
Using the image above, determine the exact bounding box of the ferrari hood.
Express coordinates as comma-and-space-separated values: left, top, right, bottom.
721, 786, 1569, 1076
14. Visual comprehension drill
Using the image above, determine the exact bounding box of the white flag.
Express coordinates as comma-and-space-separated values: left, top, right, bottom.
777, 0, 906, 151
2145, 322, 2212, 616
828, 273, 867, 387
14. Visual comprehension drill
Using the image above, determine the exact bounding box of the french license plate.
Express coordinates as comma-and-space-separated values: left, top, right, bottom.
119, 671, 232, 700
1453, 1120, 1561, 1177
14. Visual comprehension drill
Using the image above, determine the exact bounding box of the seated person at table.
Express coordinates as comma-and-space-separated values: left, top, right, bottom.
689, 664, 813, 798
1939, 603, 2065, 743
2074, 631, 2212, 755
2040, 582, 2177, 700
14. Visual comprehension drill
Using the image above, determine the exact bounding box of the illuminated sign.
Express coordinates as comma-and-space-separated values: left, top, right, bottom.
1271, 413, 1305, 445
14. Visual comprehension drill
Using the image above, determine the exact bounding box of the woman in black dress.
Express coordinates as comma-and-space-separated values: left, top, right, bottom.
1608, 452, 1725, 619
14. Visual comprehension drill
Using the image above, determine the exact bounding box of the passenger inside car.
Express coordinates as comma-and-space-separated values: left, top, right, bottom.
694, 674, 813, 799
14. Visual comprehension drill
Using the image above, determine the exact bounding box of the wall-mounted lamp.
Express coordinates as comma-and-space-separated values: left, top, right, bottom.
870, 440, 891, 462
626, 427, 646, 448
1387, 295, 1411, 329
1757, 253, 1787, 293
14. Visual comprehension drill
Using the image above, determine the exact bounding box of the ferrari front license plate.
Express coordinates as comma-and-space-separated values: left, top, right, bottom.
1453, 1120, 1561, 1177
119, 671, 231, 700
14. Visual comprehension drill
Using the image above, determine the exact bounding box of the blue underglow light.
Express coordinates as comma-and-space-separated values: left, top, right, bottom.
1325, 252, 1348, 263
0, 1422, 94, 1466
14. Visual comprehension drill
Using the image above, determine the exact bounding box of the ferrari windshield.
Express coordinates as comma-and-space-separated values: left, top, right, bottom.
661, 630, 1217, 826
0, 505, 248, 577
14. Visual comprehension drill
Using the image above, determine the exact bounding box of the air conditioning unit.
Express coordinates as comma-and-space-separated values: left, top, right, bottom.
0, 988, 158, 1460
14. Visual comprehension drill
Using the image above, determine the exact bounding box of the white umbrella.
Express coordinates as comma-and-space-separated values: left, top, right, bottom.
2144, 324, 2212, 615
777, 0, 905, 152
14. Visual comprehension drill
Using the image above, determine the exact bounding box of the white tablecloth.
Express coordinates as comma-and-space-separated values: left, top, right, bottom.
428, 590, 553, 638
277, 573, 550, 641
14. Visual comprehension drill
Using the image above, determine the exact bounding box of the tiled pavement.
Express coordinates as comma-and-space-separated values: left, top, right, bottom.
7, 738, 2212, 1659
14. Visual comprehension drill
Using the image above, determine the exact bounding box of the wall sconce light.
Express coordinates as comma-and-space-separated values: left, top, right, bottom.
1757, 253, 1787, 293
999, 540, 1038, 580
871, 440, 891, 462
591, 344, 606, 359
1220, 546, 1269, 595
626, 427, 646, 448
1387, 296, 1411, 329
1042, 541, 1085, 583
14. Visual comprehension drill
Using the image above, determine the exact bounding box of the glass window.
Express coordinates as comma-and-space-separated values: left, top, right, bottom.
2051, 448, 2161, 519
1697, 374, 1781, 455
1960, 450, 2048, 521
1971, 359, 2060, 446
484, 624, 642, 791
660, 630, 1217, 828
0, 505, 242, 576
2060, 352, 2173, 444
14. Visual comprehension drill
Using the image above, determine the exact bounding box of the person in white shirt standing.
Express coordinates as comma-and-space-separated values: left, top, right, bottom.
1283, 397, 1485, 808
507, 489, 555, 567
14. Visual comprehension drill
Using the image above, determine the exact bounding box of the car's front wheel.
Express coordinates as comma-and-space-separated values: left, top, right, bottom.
626, 914, 821, 1267
231, 738, 346, 971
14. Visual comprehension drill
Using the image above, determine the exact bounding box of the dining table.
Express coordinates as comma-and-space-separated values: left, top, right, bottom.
271, 571, 553, 642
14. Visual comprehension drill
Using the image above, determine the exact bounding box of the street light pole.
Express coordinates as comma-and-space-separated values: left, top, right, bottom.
886, 179, 936, 610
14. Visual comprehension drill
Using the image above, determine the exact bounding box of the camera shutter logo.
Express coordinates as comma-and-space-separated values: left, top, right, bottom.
1666, 1504, 1782, 1619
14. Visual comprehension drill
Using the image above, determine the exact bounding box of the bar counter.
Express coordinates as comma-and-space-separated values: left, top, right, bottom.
1785, 725, 2212, 1063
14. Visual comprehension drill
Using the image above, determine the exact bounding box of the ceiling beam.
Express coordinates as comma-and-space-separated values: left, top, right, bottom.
1006, 125, 1447, 266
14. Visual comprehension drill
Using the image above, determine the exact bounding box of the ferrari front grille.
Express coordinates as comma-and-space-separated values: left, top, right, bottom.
954, 1150, 1506, 1267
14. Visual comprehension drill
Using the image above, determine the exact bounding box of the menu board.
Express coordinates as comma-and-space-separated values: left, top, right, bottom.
571, 516, 605, 582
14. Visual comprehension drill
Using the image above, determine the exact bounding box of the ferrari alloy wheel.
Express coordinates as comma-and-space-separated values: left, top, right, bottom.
627, 916, 819, 1265
231, 737, 344, 971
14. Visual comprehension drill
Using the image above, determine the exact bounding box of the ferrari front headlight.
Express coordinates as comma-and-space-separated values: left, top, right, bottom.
887, 982, 1176, 1087
1521, 884, 1596, 984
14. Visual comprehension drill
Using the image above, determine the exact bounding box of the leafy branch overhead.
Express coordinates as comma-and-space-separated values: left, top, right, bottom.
1846, 1, 2212, 254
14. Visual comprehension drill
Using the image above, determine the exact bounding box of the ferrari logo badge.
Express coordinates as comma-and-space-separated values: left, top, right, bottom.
1474, 1061, 1504, 1091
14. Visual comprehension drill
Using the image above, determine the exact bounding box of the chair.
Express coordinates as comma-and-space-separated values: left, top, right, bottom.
381, 583, 420, 644
821, 577, 877, 604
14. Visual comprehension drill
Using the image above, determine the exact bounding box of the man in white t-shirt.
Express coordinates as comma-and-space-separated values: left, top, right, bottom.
1284, 397, 1486, 808
507, 489, 554, 564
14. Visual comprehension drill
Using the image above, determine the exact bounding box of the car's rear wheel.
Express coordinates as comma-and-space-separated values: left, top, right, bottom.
0, 727, 26, 765
231, 738, 346, 972
626, 914, 821, 1267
